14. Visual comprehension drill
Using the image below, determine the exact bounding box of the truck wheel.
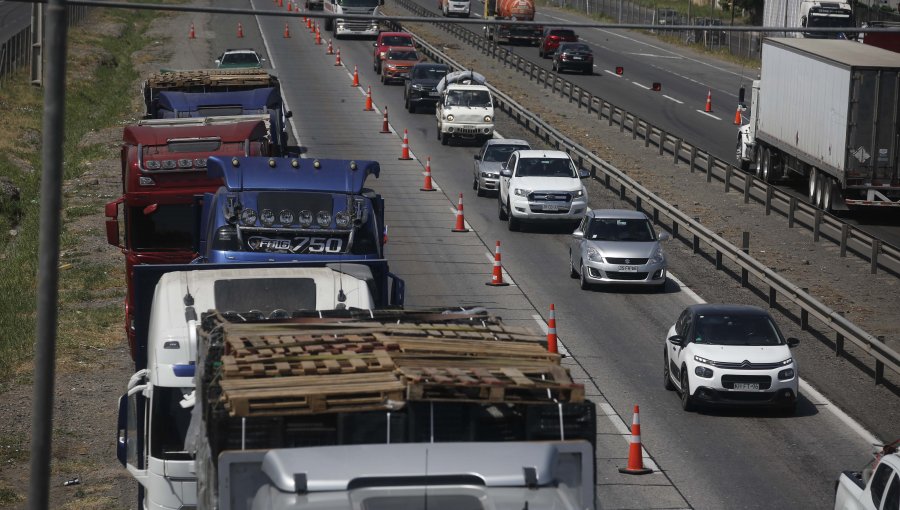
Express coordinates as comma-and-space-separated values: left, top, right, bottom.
508, 211, 520, 231
822, 176, 834, 213
440, 132, 450, 145
760, 148, 771, 182
815, 172, 827, 209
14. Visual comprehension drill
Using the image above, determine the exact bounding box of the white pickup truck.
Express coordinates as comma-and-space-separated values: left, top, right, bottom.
834, 442, 899, 510
435, 70, 494, 146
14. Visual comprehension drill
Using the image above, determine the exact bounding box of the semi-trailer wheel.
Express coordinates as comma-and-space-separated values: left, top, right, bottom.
808, 168, 818, 203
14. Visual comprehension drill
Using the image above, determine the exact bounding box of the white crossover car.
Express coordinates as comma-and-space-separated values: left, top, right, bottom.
664, 304, 800, 414
497, 150, 590, 231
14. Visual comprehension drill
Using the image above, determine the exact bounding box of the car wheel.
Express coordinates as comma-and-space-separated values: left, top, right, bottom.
663, 352, 675, 390
508, 208, 520, 231
569, 251, 578, 279
579, 264, 591, 290
498, 196, 508, 221
380, 73, 385, 85
680, 369, 695, 412
440, 132, 450, 146
473, 175, 478, 191
406, 98, 415, 114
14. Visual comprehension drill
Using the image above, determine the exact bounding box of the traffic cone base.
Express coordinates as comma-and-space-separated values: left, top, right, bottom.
704, 89, 713, 113
618, 405, 653, 475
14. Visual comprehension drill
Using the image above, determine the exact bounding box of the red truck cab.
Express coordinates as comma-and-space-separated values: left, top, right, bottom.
373, 32, 415, 73
105, 119, 271, 358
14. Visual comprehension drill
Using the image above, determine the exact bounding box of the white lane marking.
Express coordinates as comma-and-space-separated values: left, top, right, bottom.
696, 110, 722, 121
540, 12, 746, 79
250, 0, 303, 155
624, 52, 682, 60
604, 69, 622, 77
663, 94, 684, 104
494, 130, 506, 139
664, 273, 883, 446
632, 81, 650, 90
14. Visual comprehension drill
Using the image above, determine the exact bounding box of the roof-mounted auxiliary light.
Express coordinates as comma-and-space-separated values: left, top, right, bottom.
231, 158, 240, 167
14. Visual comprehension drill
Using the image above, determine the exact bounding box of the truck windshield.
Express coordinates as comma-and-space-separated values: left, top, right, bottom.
150, 387, 193, 461
445, 90, 491, 107
515, 158, 576, 178
129, 204, 194, 251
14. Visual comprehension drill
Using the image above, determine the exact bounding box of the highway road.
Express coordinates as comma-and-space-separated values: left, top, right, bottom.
200, 2, 885, 508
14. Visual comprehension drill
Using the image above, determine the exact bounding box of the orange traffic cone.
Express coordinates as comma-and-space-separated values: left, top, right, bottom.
364, 86, 374, 111
283, 22, 291, 38
733, 105, 742, 125
334, 48, 342, 66
306, 17, 312, 29
380, 106, 391, 133
618, 405, 653, 475
546, 304, 558, 353
327, 39, 333, 55
278, 0, 282, 6
315, 26, 322, 45
288, 2, 293, 11
237, 22, 244, 38
351, 65, 359, 87
189, 22, 196, 39
399, 128, 412, 160
486, 241, 510, 286
421, 156, 435, 191
704, 89, 713, 113
452, 193, 469, 233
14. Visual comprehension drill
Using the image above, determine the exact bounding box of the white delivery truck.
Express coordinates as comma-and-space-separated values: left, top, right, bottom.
435, 70, 495, 146
737, 38, 900, 212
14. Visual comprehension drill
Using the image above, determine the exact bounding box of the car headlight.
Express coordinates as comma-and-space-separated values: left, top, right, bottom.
379, 51, 386, 58
411, 83, 424, 90
482, 171, 497, 178
694, 366, 714, 378
573, 189, 584, 198
649, 250, 665, 264
514, 188, 528, 196
694, 355, 715, 366
778, 368, 795, 380
586, 247, 603, 262
446, 114, 454, 122
484, 115, 492, 122
780, 357, 793, 366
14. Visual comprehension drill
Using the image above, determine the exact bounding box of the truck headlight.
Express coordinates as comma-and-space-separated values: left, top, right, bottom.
259, 209, 275, 227
279, 209, 294, 225
298, 210, 313, 227
239, 208, 257, 226
514, 188, 528, 196
335, 211, 351, 228
446, 114, 454, 122
573, 189, 583, 198
316, 210, 332, 228
484, 115, 492, 122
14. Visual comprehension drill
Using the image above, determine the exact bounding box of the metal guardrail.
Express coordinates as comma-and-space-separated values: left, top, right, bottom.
0, 4, 88, 86
386, 7, 900, 385
390, 0, 900, 280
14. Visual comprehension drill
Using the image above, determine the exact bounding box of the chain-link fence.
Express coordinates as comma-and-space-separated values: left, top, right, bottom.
0, 4, 88, 86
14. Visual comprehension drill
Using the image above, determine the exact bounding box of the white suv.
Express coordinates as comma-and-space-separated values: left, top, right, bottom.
664, 304, 800, 414
498, 150, 589, 231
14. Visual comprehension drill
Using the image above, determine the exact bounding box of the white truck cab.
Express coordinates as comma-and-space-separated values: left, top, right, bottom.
834, 446, 900, 510
498, 149, 590, 231
117, 266, 376, 510
435, 70, 494, 146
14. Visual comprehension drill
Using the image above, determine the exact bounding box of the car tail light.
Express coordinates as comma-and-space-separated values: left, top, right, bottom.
550, 35, 559, 40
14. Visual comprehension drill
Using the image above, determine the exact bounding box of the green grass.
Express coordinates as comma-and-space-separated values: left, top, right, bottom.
0, 486, 23, 505
0, 6, 161, 381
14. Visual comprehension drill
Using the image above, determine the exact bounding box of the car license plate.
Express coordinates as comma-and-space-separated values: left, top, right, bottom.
733, 383, 760, 391
617, 265, 638, 272
399, 73, 409, 78
543, 204, 559, 211
573, 56, 583, 60
429, 91, 440, 97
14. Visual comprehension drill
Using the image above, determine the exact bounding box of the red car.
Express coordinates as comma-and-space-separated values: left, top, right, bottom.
539, 28, 578, 58
380, 47, 421, 84
373, 32, 415, 73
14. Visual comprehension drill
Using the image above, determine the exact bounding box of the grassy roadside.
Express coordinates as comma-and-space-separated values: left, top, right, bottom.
0, 6, 164, 385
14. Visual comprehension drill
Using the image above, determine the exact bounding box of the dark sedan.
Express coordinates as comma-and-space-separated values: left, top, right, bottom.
403, 63, 450, 113
552, 42, 594, 75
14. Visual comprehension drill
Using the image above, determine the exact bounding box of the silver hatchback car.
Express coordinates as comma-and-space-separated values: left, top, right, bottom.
472, 139, 530, 196
569, 209, 670, 290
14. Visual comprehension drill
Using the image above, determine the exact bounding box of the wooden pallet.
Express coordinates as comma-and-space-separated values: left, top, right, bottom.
400, 365, 584, 404
220, 371, 405, 417
145, 69, 278, 89
221, 350, 396, 378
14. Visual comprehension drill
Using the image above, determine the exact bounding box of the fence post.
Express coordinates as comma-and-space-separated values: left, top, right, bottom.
724, 166, 732, 193
740, 232, 749, 287
788, 198, 796, 227
658, 131, 666, 156
689, 147, 697, 173
673, 139, 682, 165
743, 175, 752, 203
692, 217, 700, 253
765, 187, 773, 215
706, 156, 713, 183
840, 224, 849, 257
871, 239, 880, 274
813, 210, 822, 242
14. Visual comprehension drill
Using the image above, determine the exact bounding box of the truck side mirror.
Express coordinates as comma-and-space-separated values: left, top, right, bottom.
738, 85, 745, 106
214, 59, 221, 65
285, 110, 293, 119
474, 154, 481, 160
578, 169, 590, 179
105, 199, 122, 248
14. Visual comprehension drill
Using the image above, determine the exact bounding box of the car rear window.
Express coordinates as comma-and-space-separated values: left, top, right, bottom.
561, 43, 590, 52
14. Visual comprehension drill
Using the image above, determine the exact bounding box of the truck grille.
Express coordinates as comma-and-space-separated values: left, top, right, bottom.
528, 192, 572, 202
454, 126, 482, 135
721, 375, 771, 390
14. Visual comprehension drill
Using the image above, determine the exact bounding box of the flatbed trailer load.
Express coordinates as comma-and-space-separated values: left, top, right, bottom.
188, 310, 597, 509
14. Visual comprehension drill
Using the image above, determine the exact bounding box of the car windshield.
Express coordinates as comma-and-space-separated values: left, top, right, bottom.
222, 52, 259, 65
445, 90, 491, 107
484, 144, 528, 162
382, 36, 413, 46
561, 43, 590, 52
586, 218, 654, 242
694, 313, 784, 346
387, 50, 418, 60
412, 66, 448, 80
515, 158, 576, 178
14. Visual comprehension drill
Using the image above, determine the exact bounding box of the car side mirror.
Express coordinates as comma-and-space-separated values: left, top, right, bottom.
500, 168, 512, 177
578, 169, 590, 179
668, 335, 685, 347
285, 110, 293, 119
261, 58, 267, 63
572, 230, 584, 239
787, 337, 800, 348
658, 232, 671, 241
473, 154, 481, 160
214, 59, 221, 65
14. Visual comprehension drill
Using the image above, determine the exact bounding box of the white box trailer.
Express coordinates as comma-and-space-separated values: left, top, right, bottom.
738, 38, 900, 210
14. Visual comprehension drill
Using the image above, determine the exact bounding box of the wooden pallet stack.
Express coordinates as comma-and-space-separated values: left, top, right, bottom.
145, 68, 278, 90
201, 313, 584, 418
